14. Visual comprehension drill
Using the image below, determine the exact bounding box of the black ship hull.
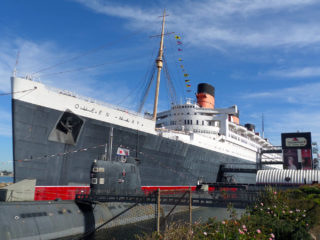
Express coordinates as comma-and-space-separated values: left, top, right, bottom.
13, 99, 257, 188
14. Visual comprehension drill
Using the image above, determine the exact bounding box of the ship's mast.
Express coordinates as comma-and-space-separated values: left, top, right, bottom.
152, 10, 166, 121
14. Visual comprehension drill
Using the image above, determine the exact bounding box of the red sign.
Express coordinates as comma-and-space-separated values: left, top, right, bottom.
301, 149, 312, 170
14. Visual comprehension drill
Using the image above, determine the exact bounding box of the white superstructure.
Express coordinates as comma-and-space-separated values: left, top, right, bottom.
156, 99, 275, 162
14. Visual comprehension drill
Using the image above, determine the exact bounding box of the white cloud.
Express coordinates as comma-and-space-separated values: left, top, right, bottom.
268, 67, 320, 78
265, 110, 320, 145
75, 0, 320, 49
0, 38, 66, 92
244, 83, 320, 105
76, 0, 157, 22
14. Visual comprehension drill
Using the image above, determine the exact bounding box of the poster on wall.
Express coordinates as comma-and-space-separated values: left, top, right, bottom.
283, 149, 299, 170
282, 132, 312, 170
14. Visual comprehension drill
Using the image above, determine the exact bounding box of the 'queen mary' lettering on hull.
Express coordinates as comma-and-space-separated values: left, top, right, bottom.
74, 103, 104, 115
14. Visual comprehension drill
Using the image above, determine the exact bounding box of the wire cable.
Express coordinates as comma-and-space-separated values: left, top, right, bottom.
39, 58, 133, 77
0, 87, 37, 96
113, 38, 159, 108
32, 30, 143, 75
138, 65, 156, 113
163, 55, 177, 105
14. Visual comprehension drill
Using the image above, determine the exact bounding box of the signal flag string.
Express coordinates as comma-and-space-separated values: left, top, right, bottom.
174, 35, 192, 94
15, 144, 106, 162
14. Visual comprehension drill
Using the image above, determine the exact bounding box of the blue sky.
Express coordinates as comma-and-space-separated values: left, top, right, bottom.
1, 0, 320, 170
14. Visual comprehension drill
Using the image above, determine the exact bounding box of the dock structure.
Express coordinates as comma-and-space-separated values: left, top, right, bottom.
75, 186, 261, 235
74, 182, 304, 238
76, 189, 259, 209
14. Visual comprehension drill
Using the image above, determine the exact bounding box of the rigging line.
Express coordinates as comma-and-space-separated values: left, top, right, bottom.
118, 61, 155, 108
114, 40, 159, 107
114, 63, 153, 107
39, 57, 132, 77
138, 66, 156, 113
132, 40, 161, 110
163, 59, 174, 108
163, 55, 177, 105
0, 87, 37, 96
32, 30, 144, 75
135, 69, 153, 111
1, 60, 13, 71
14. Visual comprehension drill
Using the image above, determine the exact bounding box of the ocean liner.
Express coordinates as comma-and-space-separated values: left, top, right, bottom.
11, 13, 275, 200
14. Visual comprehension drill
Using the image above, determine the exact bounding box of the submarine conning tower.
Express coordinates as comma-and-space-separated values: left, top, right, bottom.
196, 83, 215, 109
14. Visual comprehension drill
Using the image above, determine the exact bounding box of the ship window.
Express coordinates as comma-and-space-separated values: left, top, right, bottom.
197, 120, 198, 125
202, 121, 204, 125
91, 178, 98, 184
184, 120, 186, 124
99, 178, 105, 184
190, 120, 192, 124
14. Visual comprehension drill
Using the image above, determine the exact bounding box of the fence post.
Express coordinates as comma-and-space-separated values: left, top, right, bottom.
189, 187, 192, 230
157, 188, 161, 234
